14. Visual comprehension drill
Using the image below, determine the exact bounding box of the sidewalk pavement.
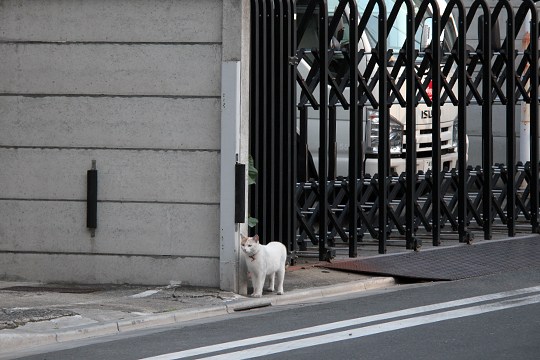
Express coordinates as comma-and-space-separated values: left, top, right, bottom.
0, 260, 397, 357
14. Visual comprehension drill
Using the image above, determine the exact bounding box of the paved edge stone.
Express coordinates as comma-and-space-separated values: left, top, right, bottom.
173, 305, 229, 323
55, 322, 120, 344
275, 277, 396, 305
0, 277, 396, 353
0, 333, 57, 352
117, 312, 178, 332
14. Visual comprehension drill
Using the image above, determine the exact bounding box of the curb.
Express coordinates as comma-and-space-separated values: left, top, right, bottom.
0, 277, 396, 354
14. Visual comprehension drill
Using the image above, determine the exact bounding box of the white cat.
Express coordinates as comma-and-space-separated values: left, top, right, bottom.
241, 235, 287, 297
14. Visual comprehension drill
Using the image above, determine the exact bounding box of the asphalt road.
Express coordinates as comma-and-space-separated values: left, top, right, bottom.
13, 268, 540, 360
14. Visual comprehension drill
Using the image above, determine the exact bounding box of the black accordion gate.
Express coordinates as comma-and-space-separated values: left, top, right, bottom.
249, 0, 540, 261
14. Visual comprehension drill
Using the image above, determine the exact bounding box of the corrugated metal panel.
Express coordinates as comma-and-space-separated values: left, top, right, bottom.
322, 236, 540, 281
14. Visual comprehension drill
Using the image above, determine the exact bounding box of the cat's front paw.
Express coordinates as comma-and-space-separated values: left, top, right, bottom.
251, 293, 262, 298
276, 291, 284, 295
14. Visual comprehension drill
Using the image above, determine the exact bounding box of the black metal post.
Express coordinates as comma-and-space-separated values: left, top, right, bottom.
259, 0, 269, 239
376, 0, 388, 254
274, 0, 284, 243
403, 0, 416, 250
426, 0, 442, 246
266, 0, 276, 244
480, 6, 493, 240
317, 0, 329, 261
249, 0, 261, 237
348, 0, 360, 258
494, 0, 516, 237
452, 0, 469, 243
528, 0, 539, 233
286, 0, 297, 255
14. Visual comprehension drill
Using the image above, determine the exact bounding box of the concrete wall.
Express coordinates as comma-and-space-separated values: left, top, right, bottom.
0, 0, 224, 286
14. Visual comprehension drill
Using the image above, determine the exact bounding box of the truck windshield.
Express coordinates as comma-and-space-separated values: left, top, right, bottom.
297, 0, 457, 85
354, 0, 457, 54
299, 0, 457, 55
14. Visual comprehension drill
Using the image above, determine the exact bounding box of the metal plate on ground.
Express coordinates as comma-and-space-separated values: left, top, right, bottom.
322, 236, 540, 281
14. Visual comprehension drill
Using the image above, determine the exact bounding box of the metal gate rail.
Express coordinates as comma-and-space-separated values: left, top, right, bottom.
296, 162, 539, 249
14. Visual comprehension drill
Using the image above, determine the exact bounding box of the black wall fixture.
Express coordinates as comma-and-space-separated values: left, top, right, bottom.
87, 160, 98, 236
235, 162, 246, 224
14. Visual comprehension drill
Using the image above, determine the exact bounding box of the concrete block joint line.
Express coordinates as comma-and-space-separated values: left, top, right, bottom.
0, 277, 396, 354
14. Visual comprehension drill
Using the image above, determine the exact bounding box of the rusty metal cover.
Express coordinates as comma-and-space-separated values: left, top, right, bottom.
322, 235, 540, 280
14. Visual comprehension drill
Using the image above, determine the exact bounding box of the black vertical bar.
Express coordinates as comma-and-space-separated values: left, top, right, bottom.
274, 0, 284, 243
258, 0, 268, 239
528, 1, 539, 233
500, 1, 516, 237
455, 0, 468, 243
288, 0, 297, 254
430, 0, 441, 247
348, 0, 359, 258
266, 0, 276, 244
377, 0, 388, 254
87, 165, 98, 231
249, 0, 261, 237
318, 0, 329, 261
480, 9, 493, 240
404, 0, 416, 249
282, 0, 289, 251
235, 163, 246, 223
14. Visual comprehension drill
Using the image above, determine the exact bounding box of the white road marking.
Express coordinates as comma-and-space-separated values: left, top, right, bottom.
202, 293, 540, 360
139, 286, 540, 360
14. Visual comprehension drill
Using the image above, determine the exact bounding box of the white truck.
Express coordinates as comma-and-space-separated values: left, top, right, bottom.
296, 0, 463, 177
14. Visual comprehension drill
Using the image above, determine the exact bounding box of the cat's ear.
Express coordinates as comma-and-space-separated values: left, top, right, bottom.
253, 235, 260, 243
241, 234, 247, 242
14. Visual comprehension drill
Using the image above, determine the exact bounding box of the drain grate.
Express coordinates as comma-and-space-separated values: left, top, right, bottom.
322, 236, 540, 281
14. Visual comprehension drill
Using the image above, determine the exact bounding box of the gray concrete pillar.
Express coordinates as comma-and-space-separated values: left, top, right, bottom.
220, 0, 250, 294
